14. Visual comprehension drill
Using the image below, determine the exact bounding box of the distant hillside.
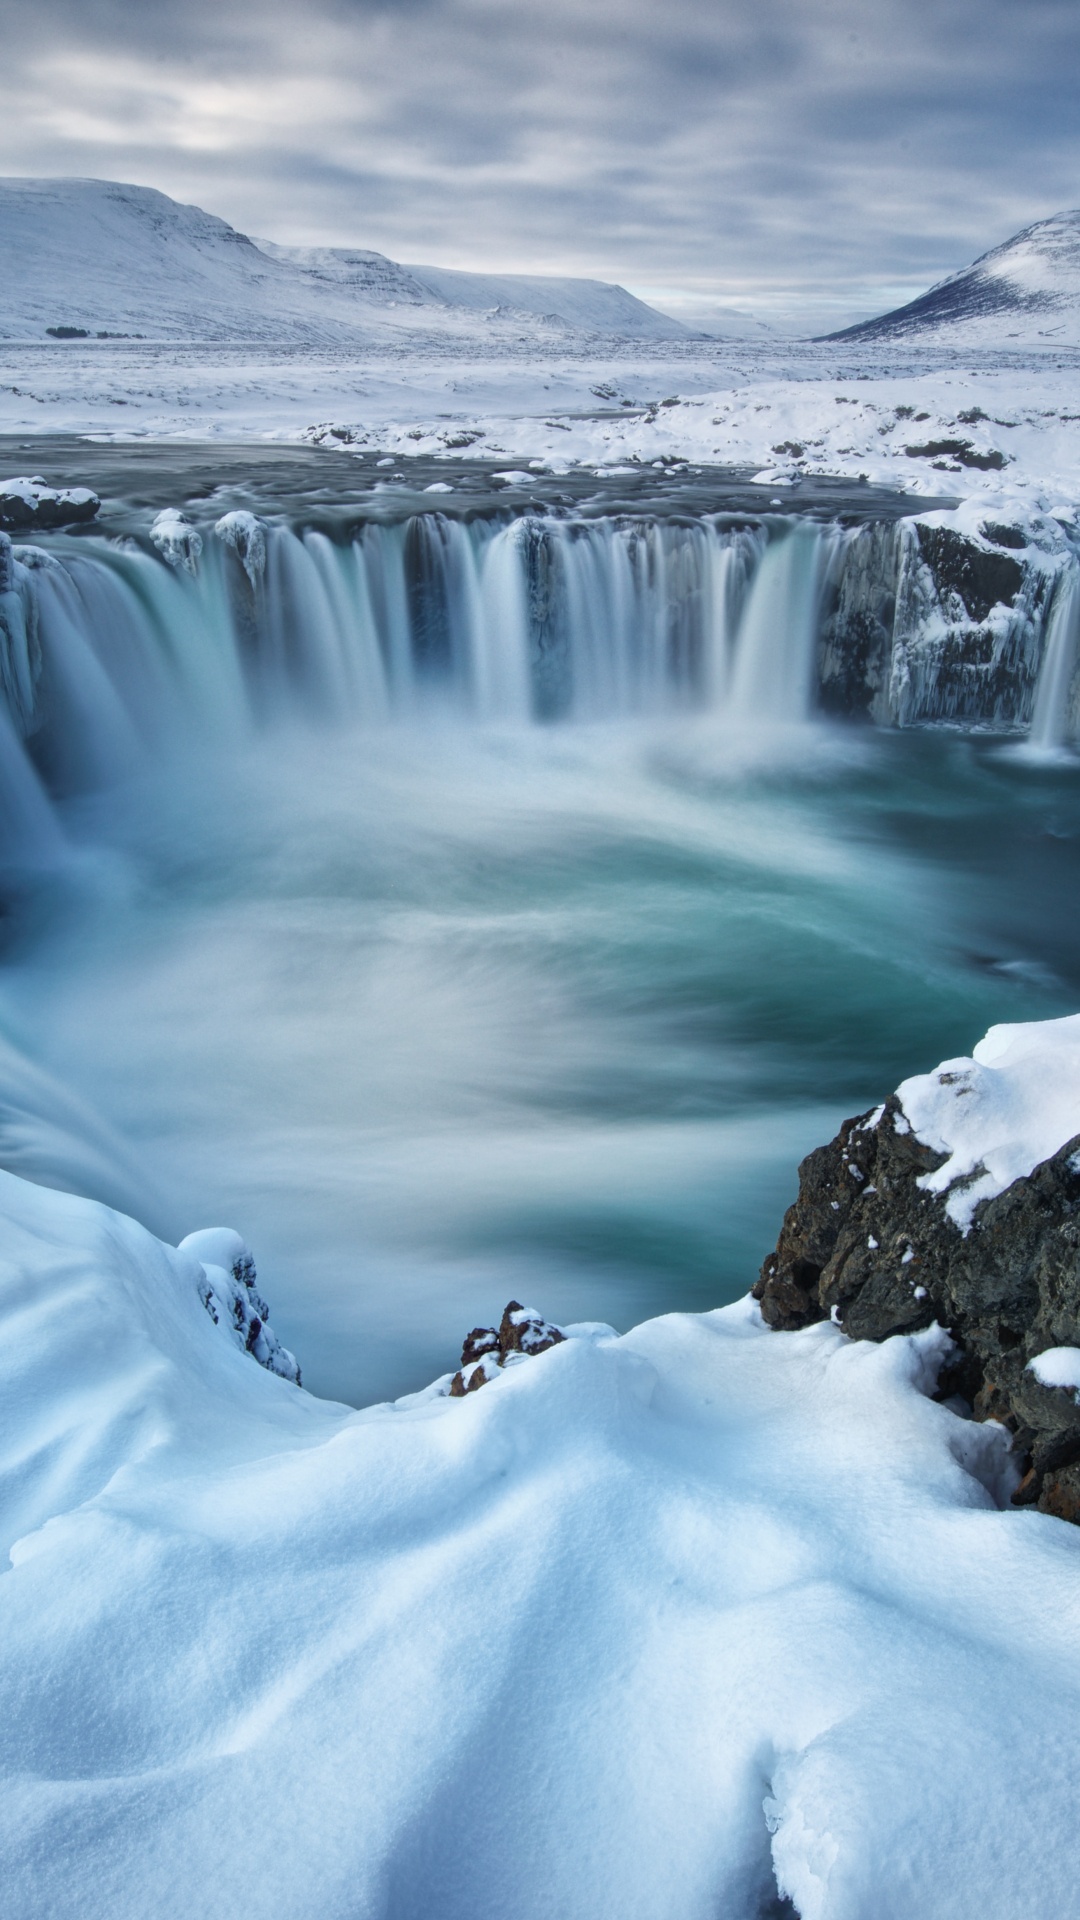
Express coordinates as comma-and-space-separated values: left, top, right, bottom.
823, 211, 1080, 346
260, 242, 690, 339
0, 177, 692, 346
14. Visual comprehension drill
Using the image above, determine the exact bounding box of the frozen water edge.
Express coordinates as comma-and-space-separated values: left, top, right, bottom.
1, 1157, 1078, 1919
5, 337, 1080, 522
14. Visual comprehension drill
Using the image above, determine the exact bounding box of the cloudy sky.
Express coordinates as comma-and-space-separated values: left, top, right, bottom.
2, 0, 1080, 327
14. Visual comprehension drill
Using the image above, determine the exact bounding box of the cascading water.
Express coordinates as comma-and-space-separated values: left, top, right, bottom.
1029, 566, 1080, 751
2, 489, 1080, 1408
727, 522, 838, 722
0, 512, 830, 831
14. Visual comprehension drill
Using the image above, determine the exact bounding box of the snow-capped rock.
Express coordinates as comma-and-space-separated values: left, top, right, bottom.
449, 1299, 565, 1394
0, 474, 98, 531
179, 1225, 301, 1385
150, 507, 202, 572
214, 509, 267, 586
756, 1010, 1080, 1524
0, 531, 41, 736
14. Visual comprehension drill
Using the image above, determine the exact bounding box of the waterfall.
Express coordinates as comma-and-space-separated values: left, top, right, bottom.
727, 524, 837, 723
0, 511, 865, 869
1029, 568, 1080, 751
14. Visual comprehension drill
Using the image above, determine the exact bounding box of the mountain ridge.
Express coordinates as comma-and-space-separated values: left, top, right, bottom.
822, 209, 1080, 346
0, 176, 694, 346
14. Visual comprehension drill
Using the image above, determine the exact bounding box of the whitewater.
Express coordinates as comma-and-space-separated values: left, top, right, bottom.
3, 460, 1080, 1407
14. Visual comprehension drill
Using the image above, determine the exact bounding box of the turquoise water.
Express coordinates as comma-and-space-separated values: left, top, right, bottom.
3, 708, 1078, 1405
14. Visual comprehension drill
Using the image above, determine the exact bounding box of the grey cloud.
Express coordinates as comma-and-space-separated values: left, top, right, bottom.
1, 0, 1080, 324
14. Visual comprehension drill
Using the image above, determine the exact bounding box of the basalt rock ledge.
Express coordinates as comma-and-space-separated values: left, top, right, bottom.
755, 1098, 1080, 1522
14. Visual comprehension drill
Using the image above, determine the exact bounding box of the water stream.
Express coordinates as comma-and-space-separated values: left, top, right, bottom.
2, 468, 1080, 1403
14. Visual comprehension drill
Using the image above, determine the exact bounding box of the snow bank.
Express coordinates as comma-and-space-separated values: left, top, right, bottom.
898, 1012, 1080, 1227
2, 1164, 1079, 1918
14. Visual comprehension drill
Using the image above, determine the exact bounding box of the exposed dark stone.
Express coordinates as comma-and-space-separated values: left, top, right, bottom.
914, 525, 1024, 623
449, 1299, 565, 1395
981, 522, 1028, 550
1040, 1462, 1080, 1524
0, 481, 100, 532
903, 440, 1007, 472
499, 1299, 565, 1358
756, 1100, 1080, 1523
461, 1325, 501, 1366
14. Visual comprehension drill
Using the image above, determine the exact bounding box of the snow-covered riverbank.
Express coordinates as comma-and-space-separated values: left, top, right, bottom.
6, 339, 1080, 532
4, 1009, 1080, 1920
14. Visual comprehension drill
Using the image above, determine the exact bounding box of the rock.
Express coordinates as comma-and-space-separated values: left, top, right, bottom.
902, 439, 1008, 472
178, 1226, 301, 1385
817, 516, 1061, 728
500, 1300, 565, 1357
214, 510, 266, 587
449, 1300, 565, 1396
756, 1102, 1080, 1521
1039, 1462, 1080, 1524
914, 524, 1023, 623
460, 1325, 501, 1366
0, 476, 99, 532
150, 509, 202, 573
0, 532, 42, 736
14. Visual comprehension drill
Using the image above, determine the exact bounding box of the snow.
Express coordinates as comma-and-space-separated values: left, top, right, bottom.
0, 177, 689, 348
1028, 1347, 1080, 1395
6, 177, 1080, 1912
3, 1158, 1080, 1917
149, 507, 202, 571
2, 181, 1080, 557
898, 1013, 1080, 1228
213, 508, 266, 585
832, 210, 1080, 349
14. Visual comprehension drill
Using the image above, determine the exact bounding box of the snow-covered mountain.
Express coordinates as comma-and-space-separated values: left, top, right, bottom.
258, 240, 687, 338
825, 210, 1080, 346
0, 177, 691, 345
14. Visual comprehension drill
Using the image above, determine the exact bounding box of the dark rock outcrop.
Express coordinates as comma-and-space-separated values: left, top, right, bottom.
755, 1102, 1080, 1520
0, 477, 99, 532
449, 1300, 565, 1396
818, 518, 1058, 728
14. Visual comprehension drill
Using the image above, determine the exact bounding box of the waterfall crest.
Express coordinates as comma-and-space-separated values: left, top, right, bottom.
0, 515, 837, 837
4, 505, 1077, 868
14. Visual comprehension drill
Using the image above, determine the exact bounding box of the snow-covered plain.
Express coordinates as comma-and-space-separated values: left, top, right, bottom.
3, 1129, 1080, 1920
6, 342, 1080, 530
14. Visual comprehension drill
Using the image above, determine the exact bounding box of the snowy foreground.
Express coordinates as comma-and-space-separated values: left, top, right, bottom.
6, 1023, 1080, 1917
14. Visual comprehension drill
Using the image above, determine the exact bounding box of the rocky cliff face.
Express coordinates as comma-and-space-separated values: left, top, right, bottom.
819, 514, 1068, 729
755, 1101, 1080, 1521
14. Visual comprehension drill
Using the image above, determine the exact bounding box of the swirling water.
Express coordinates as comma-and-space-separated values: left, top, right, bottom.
2, 498, 1080, 1404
